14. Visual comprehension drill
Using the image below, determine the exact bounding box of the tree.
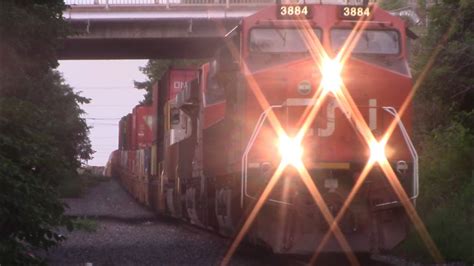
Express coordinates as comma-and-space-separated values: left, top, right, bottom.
0, 0, 92, 263
413, 0, 473, 133
379, 0, 408, 10
401, 0, 474, 262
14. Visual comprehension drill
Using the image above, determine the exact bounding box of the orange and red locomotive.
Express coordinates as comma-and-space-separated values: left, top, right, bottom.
106, 2, 418, 255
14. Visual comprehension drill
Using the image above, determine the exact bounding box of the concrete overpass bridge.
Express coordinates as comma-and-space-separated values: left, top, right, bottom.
60, 0, 413, 59
60, 0, 276, 59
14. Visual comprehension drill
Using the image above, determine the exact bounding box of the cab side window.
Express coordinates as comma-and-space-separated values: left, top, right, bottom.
205, 34, 240, 105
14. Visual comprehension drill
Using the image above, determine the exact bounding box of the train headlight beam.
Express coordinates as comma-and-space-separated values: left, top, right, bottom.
369, 140, 387, 163
278, 135, 303, 167
321, 57, 343, 93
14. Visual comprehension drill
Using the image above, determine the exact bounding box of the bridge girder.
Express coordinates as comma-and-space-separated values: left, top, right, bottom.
59, 18, 240, 59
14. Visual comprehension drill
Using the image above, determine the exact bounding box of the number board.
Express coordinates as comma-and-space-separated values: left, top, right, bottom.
277, 5, 312, 19
339, 5, 372, 20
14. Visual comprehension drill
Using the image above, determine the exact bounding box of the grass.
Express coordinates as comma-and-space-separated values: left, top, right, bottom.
57, 171, 110, 198
72, 217, 99, 233
395, 122, 473, 263
396, 184, 473, 263
57, 175, 85, 198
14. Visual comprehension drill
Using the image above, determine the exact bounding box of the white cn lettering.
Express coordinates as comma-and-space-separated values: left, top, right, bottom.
174, 81, 189, 90
369, 98, 377, 130
318, 99, 338, 137
316, 98, 377, 137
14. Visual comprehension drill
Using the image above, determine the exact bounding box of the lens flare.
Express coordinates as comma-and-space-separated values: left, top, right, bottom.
321, 57, 343, 93
369, 140, 386, 163
278, 135, 303, 167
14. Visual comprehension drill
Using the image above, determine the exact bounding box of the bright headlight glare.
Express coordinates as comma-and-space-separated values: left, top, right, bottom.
369, 140, 386, 162
278, 135, 303, 166
321, 58, 343, 93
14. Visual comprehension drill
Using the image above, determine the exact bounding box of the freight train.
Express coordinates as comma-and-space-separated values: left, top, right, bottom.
106, 3, 418, 255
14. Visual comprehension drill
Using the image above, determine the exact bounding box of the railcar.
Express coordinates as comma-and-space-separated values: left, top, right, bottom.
107, 2, 418, 256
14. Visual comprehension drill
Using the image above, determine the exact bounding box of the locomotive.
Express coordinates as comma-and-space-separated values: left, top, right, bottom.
106, 2, 418, 256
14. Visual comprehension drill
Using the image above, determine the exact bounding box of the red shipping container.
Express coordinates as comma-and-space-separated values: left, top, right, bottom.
160, 67, 198, 100
125, 113, 133, 150
118, 116, 128, 150
118, 118, 124, 150
151, 82, 159, 143
132, 105, 153, 150
131, 109, 137, 150
154, 68, 199, 166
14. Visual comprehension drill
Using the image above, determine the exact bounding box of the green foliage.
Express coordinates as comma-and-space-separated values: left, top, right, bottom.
0, 0, 70, 94
0, 99, 74, 264
135, 59, 206, 104
400, 0, 474, 262
58, 170, 110, 198
413, 0, 473, 133
57, 174, 86, 198
398, 122, 473, 262
378, 0, 408, 10
399, 181, 473, 262
417, 119, 473, 211
0, 0, 92, 263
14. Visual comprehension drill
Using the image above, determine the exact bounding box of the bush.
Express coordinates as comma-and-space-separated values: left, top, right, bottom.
399, 0, 474, 262
399, 121, 473, 263
0, 1, 92, 263
417, 120, 473, 213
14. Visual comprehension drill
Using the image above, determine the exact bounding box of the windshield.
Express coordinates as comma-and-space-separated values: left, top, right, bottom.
249, 28, 322, 53
331, 29, 400, 55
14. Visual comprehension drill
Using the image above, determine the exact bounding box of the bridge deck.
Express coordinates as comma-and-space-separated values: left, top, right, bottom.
61, 0, 383, 59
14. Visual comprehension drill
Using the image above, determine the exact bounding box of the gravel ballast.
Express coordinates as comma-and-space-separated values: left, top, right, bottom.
46, 178, 282, 265
47, 178, 393, 266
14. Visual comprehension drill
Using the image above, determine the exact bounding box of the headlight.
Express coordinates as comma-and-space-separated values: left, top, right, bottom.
278, 135, 303, 167
369, 140, 386, 162
321, 57, 343, 93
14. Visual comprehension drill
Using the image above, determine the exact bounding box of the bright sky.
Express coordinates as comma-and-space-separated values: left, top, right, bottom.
58, 60, 148, 166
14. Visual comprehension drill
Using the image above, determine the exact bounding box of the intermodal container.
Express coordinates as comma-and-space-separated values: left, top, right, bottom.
132, 105, 153, 150
159, 67, 199, 101
152, 82, 159, 143
125, 113, 133, 150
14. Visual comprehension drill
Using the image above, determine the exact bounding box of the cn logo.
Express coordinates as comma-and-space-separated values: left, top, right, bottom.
317, 98, 377, 137
174, 81, 189, 90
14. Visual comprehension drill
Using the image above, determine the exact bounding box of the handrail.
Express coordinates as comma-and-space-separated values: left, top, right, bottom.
240, 105, 420, 209
378, 106, 419, 207
240, 98, 335, 207
241, 105, 294, 207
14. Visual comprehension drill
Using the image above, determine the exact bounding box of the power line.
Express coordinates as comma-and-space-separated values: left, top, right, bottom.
85, 118, 121, 120
74, 85, 134, 89
82, 105, 136, 107
73, 86, 146, 91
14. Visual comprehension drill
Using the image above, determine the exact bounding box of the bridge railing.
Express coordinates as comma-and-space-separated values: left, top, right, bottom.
64, 0, 276, 8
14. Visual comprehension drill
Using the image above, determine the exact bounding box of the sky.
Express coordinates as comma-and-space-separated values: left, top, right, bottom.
58, 60, 148, 166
